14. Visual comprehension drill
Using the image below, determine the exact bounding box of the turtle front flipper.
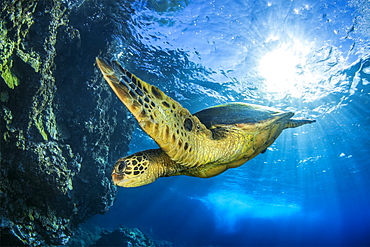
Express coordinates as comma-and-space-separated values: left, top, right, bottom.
96, 58, 213, 167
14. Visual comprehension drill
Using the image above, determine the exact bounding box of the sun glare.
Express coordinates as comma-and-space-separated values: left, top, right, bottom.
259, 40, 311, 98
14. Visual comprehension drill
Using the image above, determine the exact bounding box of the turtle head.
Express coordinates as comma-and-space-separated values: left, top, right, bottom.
112, 150, 162, 187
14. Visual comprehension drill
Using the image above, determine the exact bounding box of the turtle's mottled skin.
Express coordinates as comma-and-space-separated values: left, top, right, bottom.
96, 58, 315, 187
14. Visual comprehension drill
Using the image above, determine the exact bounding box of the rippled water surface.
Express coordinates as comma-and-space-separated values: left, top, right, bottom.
90, 0, 370, 246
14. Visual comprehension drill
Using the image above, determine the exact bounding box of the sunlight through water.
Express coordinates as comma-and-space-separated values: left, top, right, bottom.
259, 40, 312, 98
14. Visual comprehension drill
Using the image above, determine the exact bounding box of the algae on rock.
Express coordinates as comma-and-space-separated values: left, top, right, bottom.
0, 1, 40, 89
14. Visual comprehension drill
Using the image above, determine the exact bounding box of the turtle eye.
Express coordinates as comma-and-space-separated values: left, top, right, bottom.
184, 118, 193, 131
115, 160, 126, 172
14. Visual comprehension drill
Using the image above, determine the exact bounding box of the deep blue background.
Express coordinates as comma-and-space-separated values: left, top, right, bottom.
90, 0, 370, 246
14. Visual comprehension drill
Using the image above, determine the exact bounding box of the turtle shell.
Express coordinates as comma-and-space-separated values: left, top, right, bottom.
194, 102, 288, 128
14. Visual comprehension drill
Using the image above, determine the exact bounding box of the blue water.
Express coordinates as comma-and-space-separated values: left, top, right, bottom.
90, 0, 370, 246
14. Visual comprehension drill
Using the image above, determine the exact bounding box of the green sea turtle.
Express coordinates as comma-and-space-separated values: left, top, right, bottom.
96, 58, 315, 187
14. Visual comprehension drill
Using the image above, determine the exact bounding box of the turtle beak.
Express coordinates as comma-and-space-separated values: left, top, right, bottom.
112, 172, 137, 187
112, 172, 124, 186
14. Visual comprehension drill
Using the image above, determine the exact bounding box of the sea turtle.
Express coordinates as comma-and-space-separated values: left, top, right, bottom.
96, 58, 315, 187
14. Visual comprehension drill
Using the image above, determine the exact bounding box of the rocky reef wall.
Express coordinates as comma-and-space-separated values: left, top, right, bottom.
0, 0, 134, 245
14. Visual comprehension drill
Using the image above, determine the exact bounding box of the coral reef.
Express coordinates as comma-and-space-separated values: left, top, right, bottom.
0, 0, 135, 245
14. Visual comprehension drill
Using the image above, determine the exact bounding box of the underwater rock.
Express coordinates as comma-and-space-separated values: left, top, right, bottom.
0, 0, 134, 245
64, 223, 103, 247
93, 227, 155, 247
66, 223, 173, 247
91, 227, 173, 247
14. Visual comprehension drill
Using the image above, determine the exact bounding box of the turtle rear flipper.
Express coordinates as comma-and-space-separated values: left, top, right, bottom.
286, 118, 316, 128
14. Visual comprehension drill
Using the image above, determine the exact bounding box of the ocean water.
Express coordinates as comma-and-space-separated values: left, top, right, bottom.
89, 0, 370, 246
